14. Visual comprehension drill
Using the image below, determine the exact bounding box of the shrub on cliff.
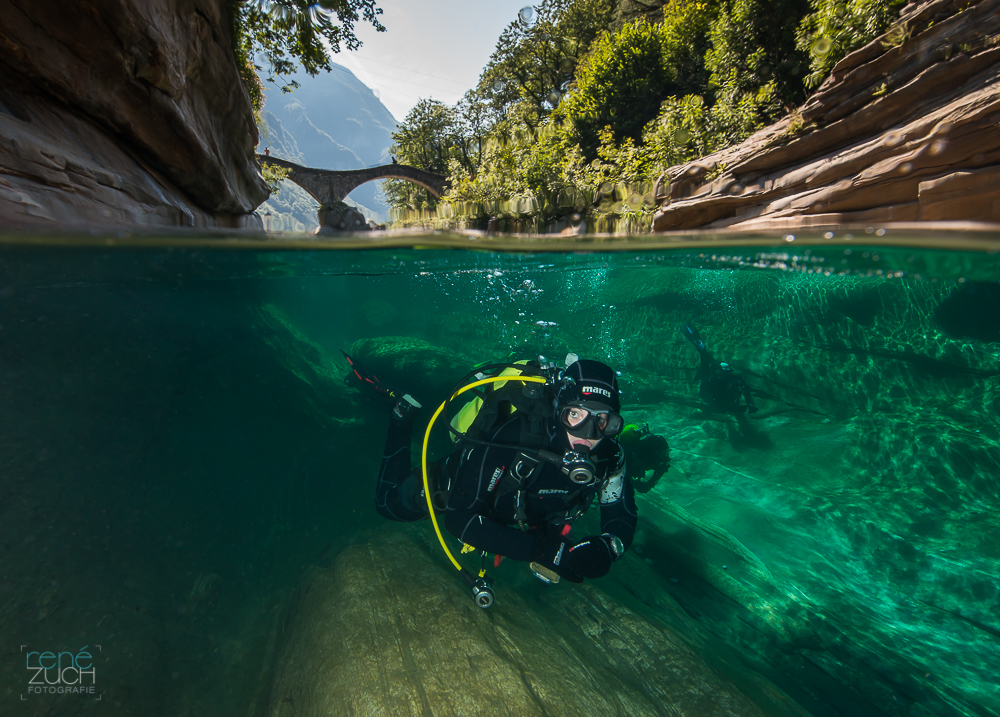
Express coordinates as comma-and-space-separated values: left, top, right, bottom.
556, 5, 713, 160
796, 0, 909, 88
706, 0, 813, 126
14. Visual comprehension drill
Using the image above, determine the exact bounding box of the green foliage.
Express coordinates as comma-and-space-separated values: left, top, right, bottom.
643, 95, 719, 170
478, 0, 615, 129
393, 0, 903, 230
229, 0, 385, 105
385, 99, 470, 211
796, 0, 908, 88
557, 4, 713, 159
261, 162, 292, 193
706, 0, 812, 123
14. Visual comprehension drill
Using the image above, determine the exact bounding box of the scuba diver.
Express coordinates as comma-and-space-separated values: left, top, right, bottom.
369, 354, 637, 589
682, 323, 758, 415
618, 423, 670, 494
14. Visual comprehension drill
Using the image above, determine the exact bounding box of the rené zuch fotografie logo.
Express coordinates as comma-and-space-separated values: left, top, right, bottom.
22, 644, 102, 699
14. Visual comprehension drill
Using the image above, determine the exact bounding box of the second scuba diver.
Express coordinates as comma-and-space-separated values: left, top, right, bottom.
682, 323, 758, 415
373, 356, 637, 585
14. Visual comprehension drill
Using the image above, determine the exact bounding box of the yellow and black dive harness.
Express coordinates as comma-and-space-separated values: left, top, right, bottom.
420, 361, 572, 609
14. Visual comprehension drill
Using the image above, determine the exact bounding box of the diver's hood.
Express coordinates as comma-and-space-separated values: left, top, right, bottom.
558, 358, 621, 413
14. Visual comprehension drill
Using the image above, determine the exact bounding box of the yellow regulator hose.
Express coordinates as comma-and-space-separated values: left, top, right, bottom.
422, 375, 547, 572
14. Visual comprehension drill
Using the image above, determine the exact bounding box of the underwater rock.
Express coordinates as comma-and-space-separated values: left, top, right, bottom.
262, 525, 767, 717
346, 336, 477, 404
653, 0, 1000, 230
934, 281, 1000, 342
252, 304, 361, 428
0, 0, 267, 229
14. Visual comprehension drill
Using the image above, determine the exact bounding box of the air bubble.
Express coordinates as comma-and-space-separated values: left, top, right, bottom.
811, 38, 832, 57
884, 129, 904, 147
784, 234, 796, 242
929, 139, 948, 156
519, 6, 533, 22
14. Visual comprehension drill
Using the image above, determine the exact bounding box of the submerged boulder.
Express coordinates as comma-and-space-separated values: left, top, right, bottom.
346, 336, 477, 404
261, 525, 767, 717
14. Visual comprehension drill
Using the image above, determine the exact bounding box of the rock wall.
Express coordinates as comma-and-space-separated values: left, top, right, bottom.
0, 0, 268, 229
653, 0, 1000, 231
258, 525, 771, 717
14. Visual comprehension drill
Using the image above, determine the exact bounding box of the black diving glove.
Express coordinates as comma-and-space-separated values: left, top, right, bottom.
567, 534, 623, 579
530, 535, 583, 583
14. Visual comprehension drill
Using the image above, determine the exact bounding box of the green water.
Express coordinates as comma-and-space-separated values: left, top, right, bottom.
2, 231, 998, 717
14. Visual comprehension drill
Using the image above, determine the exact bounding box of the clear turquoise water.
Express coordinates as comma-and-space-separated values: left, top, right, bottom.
2, 231, 998, 716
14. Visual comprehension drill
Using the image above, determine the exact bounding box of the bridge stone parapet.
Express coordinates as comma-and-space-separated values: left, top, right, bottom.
257, 154, 450, 231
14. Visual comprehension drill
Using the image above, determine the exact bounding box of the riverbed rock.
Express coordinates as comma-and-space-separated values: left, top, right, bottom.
260, 525, 768, 717
0, 0, 268, 229
653, 0, 1000, 231
346, 336, 476, 404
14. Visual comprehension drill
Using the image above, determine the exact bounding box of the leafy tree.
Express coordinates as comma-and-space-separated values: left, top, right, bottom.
477, 0, 615, 129
229, 0, 385, 109
556, 3, 713, 160
384, 99, 464, 210
796, 0, 908, 88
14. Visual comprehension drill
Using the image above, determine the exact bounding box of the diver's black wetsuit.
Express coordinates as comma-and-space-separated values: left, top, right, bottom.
700, 362, 756, 414
375, 414, 637, 560
444, 417, 636, 561
375, 418, 429, 522
684, 324, 757, 414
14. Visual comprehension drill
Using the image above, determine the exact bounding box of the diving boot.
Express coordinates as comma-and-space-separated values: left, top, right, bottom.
682, 323, 706, 351
391, 394, 422, 423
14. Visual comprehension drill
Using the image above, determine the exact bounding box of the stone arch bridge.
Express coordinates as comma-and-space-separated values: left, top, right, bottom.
257, 154, 449, 231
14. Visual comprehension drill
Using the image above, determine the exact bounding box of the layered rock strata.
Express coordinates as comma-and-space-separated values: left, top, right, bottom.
0, 0, 268, 229
653, 0, 1000, 231
260, 525, 768, 717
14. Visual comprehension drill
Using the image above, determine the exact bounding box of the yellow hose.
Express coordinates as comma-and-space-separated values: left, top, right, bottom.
422, 375, 547, 572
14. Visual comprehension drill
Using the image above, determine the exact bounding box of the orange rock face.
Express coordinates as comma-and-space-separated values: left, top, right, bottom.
653, 0, 1000, 232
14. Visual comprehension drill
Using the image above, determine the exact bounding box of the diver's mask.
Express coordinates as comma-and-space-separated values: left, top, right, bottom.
559, 401, 624, 440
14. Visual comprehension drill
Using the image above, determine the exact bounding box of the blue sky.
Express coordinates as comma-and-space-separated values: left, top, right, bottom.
332, 1, 533, 122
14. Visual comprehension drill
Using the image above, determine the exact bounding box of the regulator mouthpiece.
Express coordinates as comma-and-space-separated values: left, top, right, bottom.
562, 451, 596, 484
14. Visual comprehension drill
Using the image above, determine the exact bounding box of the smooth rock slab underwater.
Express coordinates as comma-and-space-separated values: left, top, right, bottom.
261, 525, 767, 717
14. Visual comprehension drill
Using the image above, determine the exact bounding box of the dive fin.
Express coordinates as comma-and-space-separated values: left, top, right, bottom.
682, 323, 706, 351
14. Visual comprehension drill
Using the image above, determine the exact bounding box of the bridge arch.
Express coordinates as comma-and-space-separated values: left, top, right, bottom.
257, 154, 450, 206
